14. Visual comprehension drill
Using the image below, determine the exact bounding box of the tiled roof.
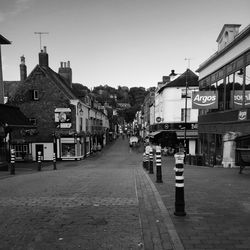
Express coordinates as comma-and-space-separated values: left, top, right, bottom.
0, 104, 34, 128
158, 69, 198, 93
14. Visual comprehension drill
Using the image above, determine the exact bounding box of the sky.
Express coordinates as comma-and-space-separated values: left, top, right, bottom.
1, 0, 250, 89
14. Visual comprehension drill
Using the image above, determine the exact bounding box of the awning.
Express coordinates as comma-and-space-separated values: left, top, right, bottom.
149, 130, 163, 138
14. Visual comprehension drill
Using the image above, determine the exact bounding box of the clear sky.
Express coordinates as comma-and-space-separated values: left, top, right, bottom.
1, 0, 250, 89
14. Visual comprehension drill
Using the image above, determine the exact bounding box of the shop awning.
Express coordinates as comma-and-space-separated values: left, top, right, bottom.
149, 130, 164, 138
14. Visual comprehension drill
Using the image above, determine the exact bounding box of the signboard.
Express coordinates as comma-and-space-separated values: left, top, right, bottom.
55, 108, 72, 128
192, 91, 218, 109
231, 90, 250, 108
156, 117, 161, 123
238, 110, 247, 121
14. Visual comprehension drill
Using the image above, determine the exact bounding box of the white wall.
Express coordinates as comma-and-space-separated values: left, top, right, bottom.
31, 143, 53, 161
199, 36, 250, 79
162, 87, 199, 123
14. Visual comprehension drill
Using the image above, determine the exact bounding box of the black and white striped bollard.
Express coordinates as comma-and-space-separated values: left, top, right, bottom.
155, 146, 163, 183
145, 151, 149, 171
37, 151, 42, 171
174, 152, 186, 216
53, 152, 57, 170
142, 152, 146, 168
10, 149, 15, 175
149, 147, 154, 174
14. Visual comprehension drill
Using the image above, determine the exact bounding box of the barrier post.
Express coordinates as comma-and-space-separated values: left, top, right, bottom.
155, 146, 163, 183
149, 147, 154, 174
53, 152, 57, 170
37, 151, 42, 171
10, 149, 15, 175
174, 152, 186, 216
145, 152, 149, 171
142, 152, 146, 168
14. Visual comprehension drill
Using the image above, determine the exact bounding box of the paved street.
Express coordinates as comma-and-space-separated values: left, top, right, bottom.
1, 138, 250, 249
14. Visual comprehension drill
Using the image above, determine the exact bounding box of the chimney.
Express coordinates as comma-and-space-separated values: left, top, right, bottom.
20, 55, 27, 81
39, 46, 49, 67
58, 61, 72, 88
169, 69, 178, 81
162, 76, 170, 84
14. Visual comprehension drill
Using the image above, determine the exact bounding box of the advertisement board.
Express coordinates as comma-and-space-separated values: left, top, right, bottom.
192, 91, 218, 109
231, 90, 250, 108
55, 108, 72, 128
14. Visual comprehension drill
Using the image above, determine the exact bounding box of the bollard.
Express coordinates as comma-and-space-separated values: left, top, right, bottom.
37, 151, 42, 171
174, 152, 186, 216
142, 152, 146, 168
10, 149, 15, 175
53, 152, 57, 170
145, 152, 149, 171
149, 147, 154, 174
155, 146, 163, 183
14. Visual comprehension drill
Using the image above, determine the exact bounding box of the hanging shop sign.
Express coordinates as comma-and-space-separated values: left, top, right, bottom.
192, 91, 218, 109
55, 108, 72, 128
156, 117, 162, 123
238, 110, 247, 121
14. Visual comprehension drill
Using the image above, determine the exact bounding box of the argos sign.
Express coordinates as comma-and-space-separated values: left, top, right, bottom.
192, 91, 218, 109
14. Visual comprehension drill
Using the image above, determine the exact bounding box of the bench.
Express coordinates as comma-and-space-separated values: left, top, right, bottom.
236, 148, 250, 174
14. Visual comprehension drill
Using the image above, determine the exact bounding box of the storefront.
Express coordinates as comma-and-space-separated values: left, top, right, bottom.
196, 24, 250, 167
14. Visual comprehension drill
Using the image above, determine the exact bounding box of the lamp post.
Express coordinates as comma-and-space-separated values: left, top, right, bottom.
184, 58, 191, 155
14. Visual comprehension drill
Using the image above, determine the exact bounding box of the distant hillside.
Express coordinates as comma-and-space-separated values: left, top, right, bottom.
91, 85, 150, 123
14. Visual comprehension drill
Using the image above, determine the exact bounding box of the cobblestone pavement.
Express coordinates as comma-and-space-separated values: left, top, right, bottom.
146, 155, 250, 250
2, 139, 250, 250
0, 139, 144, 250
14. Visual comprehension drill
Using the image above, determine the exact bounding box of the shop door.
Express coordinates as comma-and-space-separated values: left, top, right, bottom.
35, 144, 44, 161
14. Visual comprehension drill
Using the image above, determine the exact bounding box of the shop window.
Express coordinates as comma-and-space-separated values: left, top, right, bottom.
234, 69, 244, 109
217, 79, 224, 110
61, 143, 75, 157
225, 74, 234, 110
245, 65, 250, 108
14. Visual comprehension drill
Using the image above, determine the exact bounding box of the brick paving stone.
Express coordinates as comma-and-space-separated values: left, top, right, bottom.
147, 155, 250, 250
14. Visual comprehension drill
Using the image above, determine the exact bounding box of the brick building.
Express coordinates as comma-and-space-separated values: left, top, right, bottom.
7, 47, 109, 161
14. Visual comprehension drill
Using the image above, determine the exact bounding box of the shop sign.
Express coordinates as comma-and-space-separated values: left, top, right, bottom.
156, 117, 161, 122
192, 91, 218, 109
238, 110, 247, 121
231, 90, 250, 108
55, 108, 72, 128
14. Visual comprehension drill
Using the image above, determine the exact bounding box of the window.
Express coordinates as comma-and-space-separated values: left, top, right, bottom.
30, 90, 39, 100
181, 88, 191, 98
217, 79, 224, 110
29, 118, 37, 125
181, 108, 191, 122
245, 64, 250, 107
225, 74, 234, 110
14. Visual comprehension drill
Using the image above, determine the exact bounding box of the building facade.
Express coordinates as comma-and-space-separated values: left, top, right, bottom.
150, 69, 199, 154
7, 47, 109, 161
196, 24, 250, 167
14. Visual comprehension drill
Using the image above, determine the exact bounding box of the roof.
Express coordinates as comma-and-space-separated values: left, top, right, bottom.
26, 65, 78, 100
197, 24, 250, 73
0, 34, 11, 44
216, 24, 241, 42
158, 69, 198, 94
0, 104, 34, 128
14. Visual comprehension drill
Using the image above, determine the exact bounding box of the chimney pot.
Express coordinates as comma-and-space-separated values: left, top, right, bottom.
60, 62, 63, 68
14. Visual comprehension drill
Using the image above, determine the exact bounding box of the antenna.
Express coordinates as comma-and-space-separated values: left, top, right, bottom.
34, 32, 49, 50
